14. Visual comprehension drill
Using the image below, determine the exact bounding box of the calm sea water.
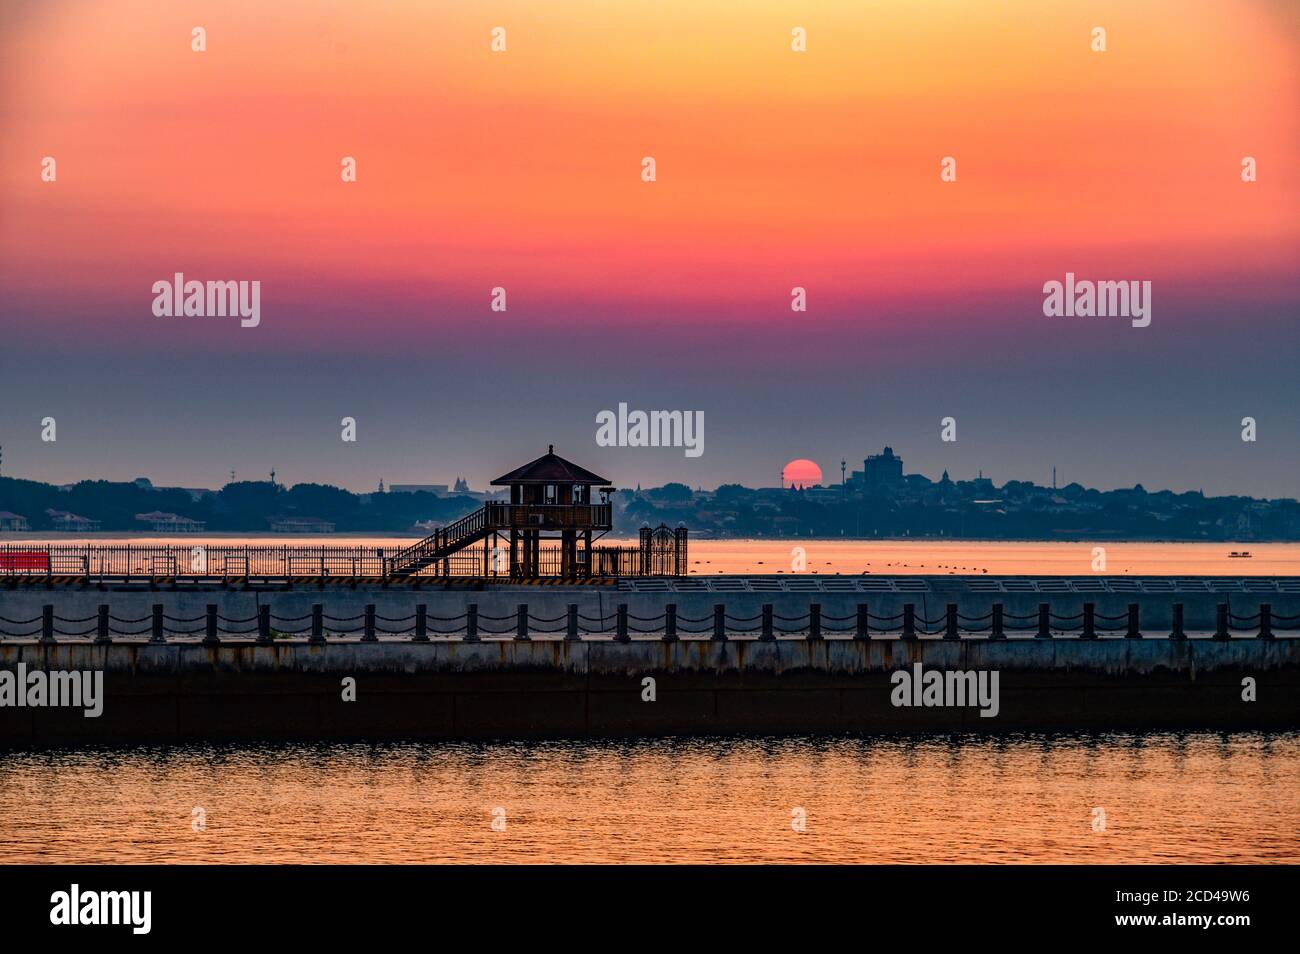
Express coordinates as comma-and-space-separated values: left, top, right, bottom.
6, 537, 1299, 576
2, 733, 1295, 863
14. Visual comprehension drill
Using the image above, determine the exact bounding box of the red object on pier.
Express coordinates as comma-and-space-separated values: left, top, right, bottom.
0, 550, 50, 571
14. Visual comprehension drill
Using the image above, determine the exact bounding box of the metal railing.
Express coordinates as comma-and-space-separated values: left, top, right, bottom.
3, 600, 1294, 644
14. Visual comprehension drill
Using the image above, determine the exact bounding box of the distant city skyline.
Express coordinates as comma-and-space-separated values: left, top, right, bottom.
3, 437, 1296, 503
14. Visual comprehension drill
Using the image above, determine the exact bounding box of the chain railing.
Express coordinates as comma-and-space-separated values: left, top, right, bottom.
3, 601, 1293, 644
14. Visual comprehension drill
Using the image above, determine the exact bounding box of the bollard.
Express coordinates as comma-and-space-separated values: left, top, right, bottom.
855, 603, 870, 641
517, 603, 529, 641
413, 604, 429, 642
901, 603, 916, 640
991, 603, 1005, 639
566, 603, 579, 641
1259, 603, 1273, 640
362, 604, 377, 642
1214, 603, 1229, 641
151, 603, 165, 644
1036, 603, 1051, 639
944, 603, 959, 640
615, 604, 630, 643
309, 603, 324, 644
1170, 602, 1186, 640
257, 604, 273, 645
40, 604, 54, 644
1080, 602, 1096, 639
809, 603, 822, 641
465, 603, 479, 642
95, 604, 111, 645
1126, 603, 1141, 639
203, 604, 220, 646
760, 604, 774, 642
664, 603, 678, 642
712, 604, 726, 641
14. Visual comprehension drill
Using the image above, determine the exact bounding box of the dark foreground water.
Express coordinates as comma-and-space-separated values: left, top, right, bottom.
1, 732, 1296, 863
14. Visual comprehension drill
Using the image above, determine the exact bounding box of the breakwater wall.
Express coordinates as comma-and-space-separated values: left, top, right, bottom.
1, 637, 1297, 747
3, 576, 1296, 746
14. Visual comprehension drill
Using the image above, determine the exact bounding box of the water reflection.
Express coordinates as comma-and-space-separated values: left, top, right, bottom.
0, 732, 1295, 863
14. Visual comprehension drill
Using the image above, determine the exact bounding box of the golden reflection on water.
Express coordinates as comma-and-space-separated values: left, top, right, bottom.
1, 733, 1296, 864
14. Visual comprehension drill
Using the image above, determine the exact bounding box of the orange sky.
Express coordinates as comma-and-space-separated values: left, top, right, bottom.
2, 0, 1296, 310
1, 0, 1297, 497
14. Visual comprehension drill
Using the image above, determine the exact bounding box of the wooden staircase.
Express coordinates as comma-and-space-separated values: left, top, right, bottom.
386, 506, 491, 577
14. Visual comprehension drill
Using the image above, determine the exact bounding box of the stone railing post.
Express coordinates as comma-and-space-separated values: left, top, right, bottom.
901, 603, 916, 640
309, 603, 324, 644
1036, 603, 1051, 639
95, 604, 112, 645
1214, 603, 1229, 641
1080, 602, 1096, 640
151, 603, 165, 644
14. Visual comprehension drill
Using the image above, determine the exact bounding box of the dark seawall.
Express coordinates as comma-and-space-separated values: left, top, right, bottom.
2, 576, 1296, 746
2, 637, 1296, 747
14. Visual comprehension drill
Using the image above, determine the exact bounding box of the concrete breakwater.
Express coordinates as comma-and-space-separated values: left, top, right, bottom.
1, 637, 1296, 746
2, 576, 1296, 746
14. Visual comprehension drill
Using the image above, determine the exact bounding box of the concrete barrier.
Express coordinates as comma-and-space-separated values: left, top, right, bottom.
1, 635, 1296, 746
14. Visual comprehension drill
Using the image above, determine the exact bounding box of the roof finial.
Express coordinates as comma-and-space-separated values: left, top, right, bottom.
548, 444, 554, 454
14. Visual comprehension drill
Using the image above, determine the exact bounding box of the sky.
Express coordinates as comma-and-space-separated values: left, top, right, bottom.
1, 0, 1297, 496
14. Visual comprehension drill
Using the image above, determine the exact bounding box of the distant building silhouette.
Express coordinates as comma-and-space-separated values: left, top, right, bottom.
864, 446, 904, 492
